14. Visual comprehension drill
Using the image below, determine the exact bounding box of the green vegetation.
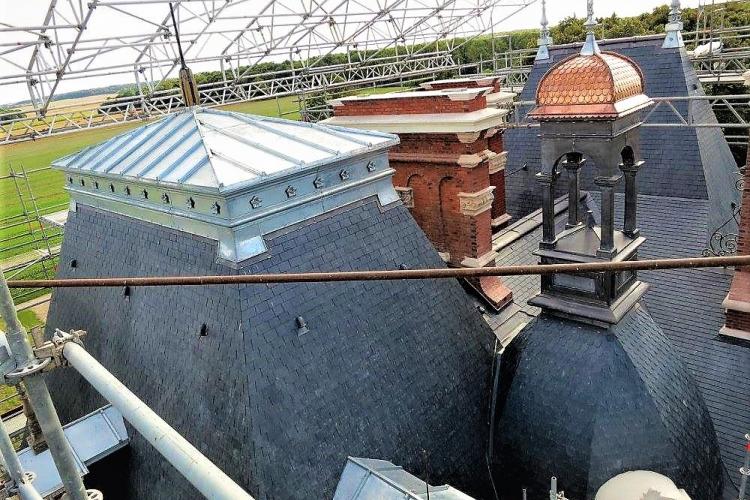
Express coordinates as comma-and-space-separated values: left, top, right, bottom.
0, 309, 42, 333
0, 108, 26, 120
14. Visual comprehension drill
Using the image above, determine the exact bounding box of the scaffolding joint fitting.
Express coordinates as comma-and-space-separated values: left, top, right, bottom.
48, 329, 87, 369
16, 329, 88, 377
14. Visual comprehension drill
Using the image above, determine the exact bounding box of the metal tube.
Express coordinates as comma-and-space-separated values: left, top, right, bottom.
17, 481, 44, 500
0, 275, 88, 500
62, 342, 254, 500
6, 254, 750, 289
0, 412, 36, 494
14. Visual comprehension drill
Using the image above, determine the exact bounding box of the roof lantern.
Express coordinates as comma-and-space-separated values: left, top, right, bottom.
52, 107, 399, 262
526, 29, 655, 325
530, 0, 651, 121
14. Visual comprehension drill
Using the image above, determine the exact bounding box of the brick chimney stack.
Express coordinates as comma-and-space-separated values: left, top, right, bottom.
721, 72, 750, 340
323, 86, 513, 311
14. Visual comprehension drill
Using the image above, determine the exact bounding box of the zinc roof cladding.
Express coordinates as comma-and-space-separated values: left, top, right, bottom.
52, 107, 398, 193
531, 51, 649, 119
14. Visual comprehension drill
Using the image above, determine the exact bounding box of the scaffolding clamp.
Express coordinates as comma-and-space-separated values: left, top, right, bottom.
4, 329, 88, 382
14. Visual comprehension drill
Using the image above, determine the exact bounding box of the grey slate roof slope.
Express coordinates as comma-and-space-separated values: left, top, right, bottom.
503, 36, 739, 241
486, 193, 750, 497
44, 199, 495, 500
491, 304, 724, 500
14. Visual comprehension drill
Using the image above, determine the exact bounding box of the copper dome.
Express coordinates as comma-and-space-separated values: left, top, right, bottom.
529, 52, 652, 120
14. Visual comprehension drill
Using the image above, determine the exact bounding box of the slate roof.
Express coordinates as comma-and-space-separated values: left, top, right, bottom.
491, 304, 724, 500
504, 36, 739, 241
485, 192, 750, 498
52, 107, 397, 192
45, 199, 496, 500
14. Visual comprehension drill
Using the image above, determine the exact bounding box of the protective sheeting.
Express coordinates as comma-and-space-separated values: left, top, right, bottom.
17, 404, 128, 497
52, 108, 396, 190
333, 457, 475, 500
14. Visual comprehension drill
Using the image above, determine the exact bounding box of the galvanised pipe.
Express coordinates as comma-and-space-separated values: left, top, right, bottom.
16, 481, 44, 500
0, 275, 88, 500
61, 342, 254, 500
6, 254, 750, 289
0, 406, 40, 498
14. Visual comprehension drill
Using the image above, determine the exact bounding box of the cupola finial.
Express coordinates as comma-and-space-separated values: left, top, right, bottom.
536, 0, 553, 61
662, 0, 684, 48
580, 0, 600, 56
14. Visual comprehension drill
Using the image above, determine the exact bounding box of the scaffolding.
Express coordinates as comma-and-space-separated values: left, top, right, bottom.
0, 164, 65, 306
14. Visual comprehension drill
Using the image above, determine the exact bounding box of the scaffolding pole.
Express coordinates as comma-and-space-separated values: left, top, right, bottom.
0, 407, 41, 499
61, 341, 255, 500
0, 274, 88, 500
7, 254, 750, 289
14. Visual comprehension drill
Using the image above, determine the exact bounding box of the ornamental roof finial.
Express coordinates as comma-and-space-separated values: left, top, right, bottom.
662, 0, 684, 48
536, 0, 553, 61
580, 0, 600, 56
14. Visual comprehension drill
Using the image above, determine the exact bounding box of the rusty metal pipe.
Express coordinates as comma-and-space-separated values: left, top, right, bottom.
5, 254, 749, 289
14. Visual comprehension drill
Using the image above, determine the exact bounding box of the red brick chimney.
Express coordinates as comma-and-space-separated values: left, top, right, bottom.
721, 128, 750, 340
323, 87, 512, 311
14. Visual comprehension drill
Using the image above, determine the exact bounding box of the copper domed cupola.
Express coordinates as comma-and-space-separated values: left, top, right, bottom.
530, 52, 651, 121
526, 1, 654, 325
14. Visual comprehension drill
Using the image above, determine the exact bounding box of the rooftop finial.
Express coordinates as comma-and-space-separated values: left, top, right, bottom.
580, 0, 600, 56
535, 0, 553, 61
662, 0, 684, 48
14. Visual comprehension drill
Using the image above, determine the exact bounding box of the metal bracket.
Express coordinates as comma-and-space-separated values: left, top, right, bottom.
4, 358, 51, 382
4, 330, 87, 383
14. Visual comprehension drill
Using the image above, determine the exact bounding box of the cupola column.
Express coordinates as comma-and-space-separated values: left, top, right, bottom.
563, 155, 584, 229
595, 174, 622, 257
620, 160, 644, 238
536, 170, 558, 246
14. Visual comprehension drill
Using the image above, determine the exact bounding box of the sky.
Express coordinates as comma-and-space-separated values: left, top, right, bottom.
0, 0, 704, 106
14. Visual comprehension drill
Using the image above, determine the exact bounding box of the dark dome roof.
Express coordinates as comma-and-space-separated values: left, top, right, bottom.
490, 304, 723, 500
529, 52, 652, 120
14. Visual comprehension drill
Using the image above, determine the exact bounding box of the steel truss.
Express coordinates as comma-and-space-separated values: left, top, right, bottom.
0, 0, 537, 141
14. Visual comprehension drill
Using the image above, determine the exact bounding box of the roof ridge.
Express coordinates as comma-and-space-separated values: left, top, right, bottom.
191, 107, 217, 186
